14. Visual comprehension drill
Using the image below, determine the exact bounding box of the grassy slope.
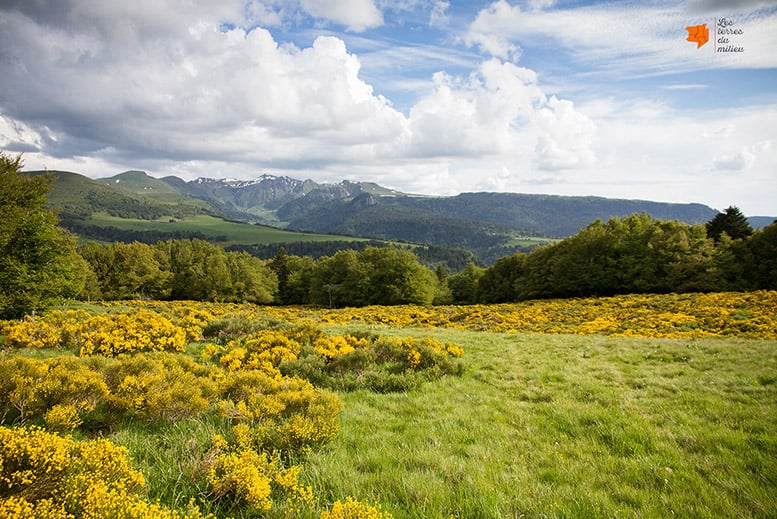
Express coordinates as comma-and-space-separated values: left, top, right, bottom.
87, 213, 370, 245
303, 326, 777, 518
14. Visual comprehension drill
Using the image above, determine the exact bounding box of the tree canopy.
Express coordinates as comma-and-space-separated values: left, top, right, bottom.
706, 206, 753, 242
0, 154, 86, 318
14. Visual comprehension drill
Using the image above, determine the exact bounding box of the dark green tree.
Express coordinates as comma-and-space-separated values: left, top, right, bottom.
0, 153, 86, 318
477, 253, 525, 303
309, 249, 367, 308
745, 222, 777, 289
432, 264, 453, 305
513, 214, 717, 301
225, 251, 277, 303
269, 246, 290, 304
284, 255, 316, 304
153, 239, 277, 303
706, 206, 753, 242
308, 246, 437, 307
447, 263, 484, 304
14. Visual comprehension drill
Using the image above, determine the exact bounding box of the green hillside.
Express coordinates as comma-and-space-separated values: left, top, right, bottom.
98, 170, 195, 202
26, 170, 215, 220
85, 213, 370, 245
28, 167, 754, 266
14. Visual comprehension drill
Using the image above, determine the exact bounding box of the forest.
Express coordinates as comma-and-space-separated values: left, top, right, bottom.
1, 152, 776, 319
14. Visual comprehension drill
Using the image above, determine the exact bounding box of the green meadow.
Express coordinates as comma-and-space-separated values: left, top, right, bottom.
2, 308, 775, 518
87, 213, 368, 245
299, 326, 777, 518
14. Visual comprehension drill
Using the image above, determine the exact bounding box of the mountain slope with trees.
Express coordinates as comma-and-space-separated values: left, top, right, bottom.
24, 167, 774, 267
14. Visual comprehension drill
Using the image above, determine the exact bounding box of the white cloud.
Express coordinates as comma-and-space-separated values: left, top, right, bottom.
465, 0, 777, 76
0, 4, 407, 167
0, 0, 775, 216
535, 97, 596, 171
429, 0, 450, 27
300, 0, 383, 31
410, 59, 593, 162
463, 1, 520, 61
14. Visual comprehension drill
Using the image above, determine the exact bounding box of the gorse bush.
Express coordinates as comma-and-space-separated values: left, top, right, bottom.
0, 356, 109, 427
0, 425, 213, 519
0, 353, 343, 453
203, 323, 466, 393
3, 309, 187, 355
206, 424, 316, 513
320, 497, 394, 519
0, 352, 344, 515
214, 369, 343, 454
101, 354, 217, 422
0, 300, 464, 517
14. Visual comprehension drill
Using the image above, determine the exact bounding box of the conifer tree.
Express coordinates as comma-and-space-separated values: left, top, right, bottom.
706, 206, 753, 242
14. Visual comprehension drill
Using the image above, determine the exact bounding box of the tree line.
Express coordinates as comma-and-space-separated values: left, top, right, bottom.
2, 152, 775, 318
449, 209, 776, 304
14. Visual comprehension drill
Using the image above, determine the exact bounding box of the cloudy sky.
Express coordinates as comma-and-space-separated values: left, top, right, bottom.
1, 0, 776, 215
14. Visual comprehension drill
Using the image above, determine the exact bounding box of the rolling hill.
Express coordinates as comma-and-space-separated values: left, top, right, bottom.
26, 168, 762, 265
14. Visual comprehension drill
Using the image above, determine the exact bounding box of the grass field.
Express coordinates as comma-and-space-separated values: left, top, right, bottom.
301, 327, 777, 518
2, 295, 776, 518
87, 213, 370, 245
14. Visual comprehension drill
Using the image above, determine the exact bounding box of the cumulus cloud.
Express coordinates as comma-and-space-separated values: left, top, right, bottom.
0, 0, 774, 215
0, 2, 406, 168
535, 97, 596, 171
0, 0, 593, 180
300, 0, 383, 31
407, 59, 595, 169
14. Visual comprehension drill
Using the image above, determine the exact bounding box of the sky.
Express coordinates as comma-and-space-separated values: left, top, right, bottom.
1, 0, 776, 216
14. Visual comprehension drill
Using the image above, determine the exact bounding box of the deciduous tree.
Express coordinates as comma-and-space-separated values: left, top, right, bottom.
0, 153, 86, 318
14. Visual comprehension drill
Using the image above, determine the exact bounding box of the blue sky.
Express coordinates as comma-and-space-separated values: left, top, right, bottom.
1, 0, 776, 215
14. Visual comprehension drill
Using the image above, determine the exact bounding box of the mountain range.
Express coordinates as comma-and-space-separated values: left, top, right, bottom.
28, 169, 772, 265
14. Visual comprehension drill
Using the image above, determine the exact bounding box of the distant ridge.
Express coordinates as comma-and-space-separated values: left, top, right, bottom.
26, 168, 772, 264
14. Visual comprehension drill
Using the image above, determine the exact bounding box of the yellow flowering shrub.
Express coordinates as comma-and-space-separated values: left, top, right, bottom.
206, 424, 316, 513
3, 309, 188, 355
0, 426, 213, 519
320, 497, 394, 519
314, 335, 364, 359
77, 310, 187, 356
102, 353, 217, 422
215, 370, 343, 453
0, 356, 109, 426
218, 330, 302, 371
4, 318, 62, 349
279, 331, 465, 393
0, 496, 70, 519
256, 291, 777, 339
102, 292, 777, 340
207, 447, 274, 511
44, 403, 85, 431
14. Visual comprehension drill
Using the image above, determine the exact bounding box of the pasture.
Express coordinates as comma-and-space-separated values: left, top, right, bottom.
1, 293, 775, 518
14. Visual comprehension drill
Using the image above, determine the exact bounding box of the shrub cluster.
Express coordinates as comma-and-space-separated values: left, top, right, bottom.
206, 423, 315, 513
3, 309, 187, 355
0, 302, 469, 517
203, 321, 465, 393
0, 353, 342, 454
0, 425, 212, 519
